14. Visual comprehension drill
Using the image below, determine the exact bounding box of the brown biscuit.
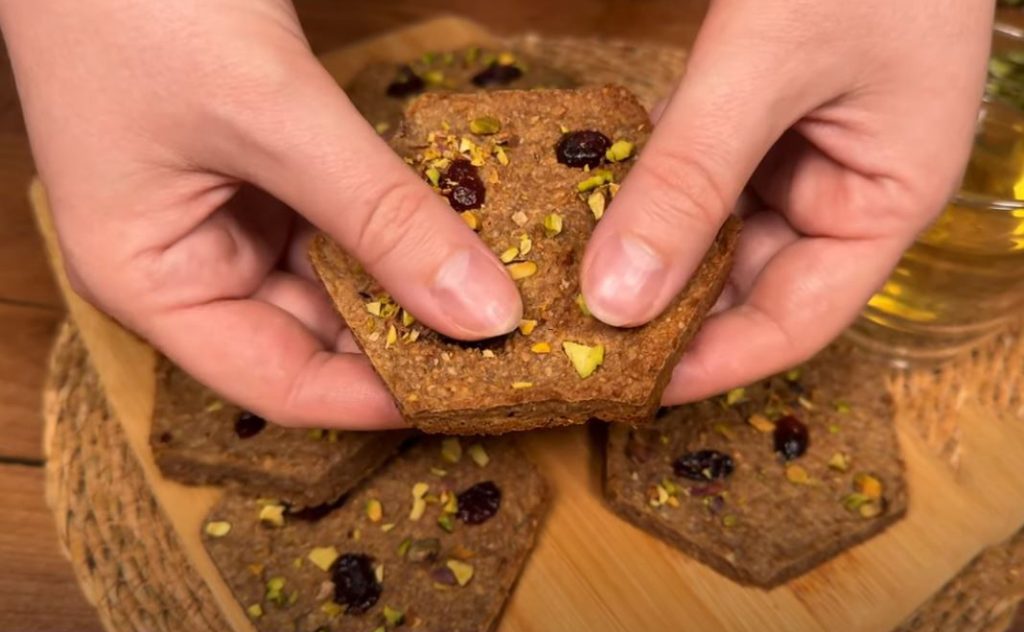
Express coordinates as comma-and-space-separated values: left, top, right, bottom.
310, 86, 740, 434
604, 342, 908, 588
202, 437, 548, 632
345, 47, 575, 138
151, 357, 410, 508
896, 528, 1024, 632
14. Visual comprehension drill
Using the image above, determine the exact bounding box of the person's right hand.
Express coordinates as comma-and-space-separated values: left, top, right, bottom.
0, 0, 523, 428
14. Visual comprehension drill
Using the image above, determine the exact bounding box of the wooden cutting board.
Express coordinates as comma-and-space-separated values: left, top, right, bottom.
31, 15, 1024, 632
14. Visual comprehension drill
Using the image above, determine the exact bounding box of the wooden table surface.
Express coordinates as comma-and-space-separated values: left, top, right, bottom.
0, 3, 1020, 631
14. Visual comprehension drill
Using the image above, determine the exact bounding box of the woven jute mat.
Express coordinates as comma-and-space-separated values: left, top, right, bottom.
40, 33, 1024, 632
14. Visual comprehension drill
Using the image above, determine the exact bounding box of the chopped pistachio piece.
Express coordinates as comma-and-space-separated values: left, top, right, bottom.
425, 167, 440, 187
204, 521, 232, 538
828, 452, 851, 472
469, 115, 502, 135
383, 605, 405, 627
407, 537, 441, 563
747, 413, 775, 433
374, 121, 391, 135
437, 513, 456, 533
785, 367, 803, 382
385, 325, 398, 348
531, 342, 552, 354
259, 504, 286, 528
412, 482, 429, 498
424, 69, 445, 86
366, 499, 384, 522
577, 169, 614, 192
499, 246, 520, 263
460, 210, 481, 231
519, 234, 533, 256
575, 293, 592, 317
430, 467, 447, 477
497, 51, 517, 66
725, 387, 746, 406
246, 603, 263, 619
381, 522, 396, 532
842, 492, 871, 512
587, 190, 607, 220
722, 514, 738, 528
410, 497, 427, 521
321, 601, 344, 617
785, 464, 811, 485
562, 341, 605, 379
467, 443, 490, 467
266, 576, 286, 605
859, 502, 882, 519
307, 428, 324, 441
401, 309, 415, 327
854, 473, 883, 500
446, 559, 475, 587
441, 438, 462, 463
494, 145, 510, 165
507, 261, 538, 280
605, 139, 635, 162
204, 400, 224, 412
834, 399, 852, 414
307, 546, 339, 572
543, 212, 563, 237
365, 301, 383, 317
397, 537, 412, 557
512, 381, 534, 389
518, 319, 538, 335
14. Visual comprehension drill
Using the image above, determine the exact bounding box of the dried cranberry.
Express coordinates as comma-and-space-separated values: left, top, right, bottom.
773, 416, 809, 460
233, 412, 266, 439
456, 481, 501, 525
330, 553, 381, 615
443, 159, 486, 211
555, 130, 611, 169
672, 450, 735, 481
471, 62, 523, 87
385, 65, 425, 98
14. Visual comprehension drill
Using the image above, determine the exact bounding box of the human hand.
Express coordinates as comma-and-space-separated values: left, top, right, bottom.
1, 0, 523, 428
580, 0, 993, 403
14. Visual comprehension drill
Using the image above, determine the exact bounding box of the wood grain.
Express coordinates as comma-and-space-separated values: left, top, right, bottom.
0, 303, 62, 463
0, 464, 103, 632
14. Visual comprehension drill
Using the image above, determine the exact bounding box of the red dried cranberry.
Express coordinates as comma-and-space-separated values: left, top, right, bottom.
471, 62, 523, 87
330, 553, 381, 614
773, 416, 809, 460
443, 159, 486, 211
555, 130, 611, 169
385, 65, 425, 98
672, 450, 735, 481
456, 481, 501, 525
233, 412, 266, 439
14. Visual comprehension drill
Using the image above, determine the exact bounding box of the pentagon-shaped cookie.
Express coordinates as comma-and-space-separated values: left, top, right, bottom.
202, 438, 547, 632
151, 358, 410, 508
310, 86, 739, 434
605, 343, 908, 587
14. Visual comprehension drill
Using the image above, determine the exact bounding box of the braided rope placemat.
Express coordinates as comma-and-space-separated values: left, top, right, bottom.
40, 33, 1024, 632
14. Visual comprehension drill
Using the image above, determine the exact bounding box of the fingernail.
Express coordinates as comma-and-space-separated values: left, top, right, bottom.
432, 248, 522, 338
583, 233, 667, 327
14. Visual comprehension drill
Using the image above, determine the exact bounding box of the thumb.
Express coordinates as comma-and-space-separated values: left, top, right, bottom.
580, 5, 825, 327
217, 55, 523, 340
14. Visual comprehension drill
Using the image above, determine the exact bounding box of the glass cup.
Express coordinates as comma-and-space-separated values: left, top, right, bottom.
846, 94, 1024, 365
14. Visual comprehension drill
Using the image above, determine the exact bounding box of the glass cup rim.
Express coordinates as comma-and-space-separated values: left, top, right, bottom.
955, 93, 1024, 212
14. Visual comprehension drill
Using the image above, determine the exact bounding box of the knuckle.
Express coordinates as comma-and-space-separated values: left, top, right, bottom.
633, 148, 731, 232
351, 180, 436, 270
